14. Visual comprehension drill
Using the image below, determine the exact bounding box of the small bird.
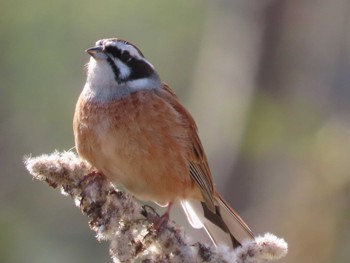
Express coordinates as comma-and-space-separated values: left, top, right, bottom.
73, 38, 253, 248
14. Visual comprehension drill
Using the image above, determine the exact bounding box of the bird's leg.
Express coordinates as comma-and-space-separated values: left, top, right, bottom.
152, 201, 173, 231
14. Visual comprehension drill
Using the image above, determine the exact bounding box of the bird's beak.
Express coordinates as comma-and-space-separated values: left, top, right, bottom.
85, 46, 107, 60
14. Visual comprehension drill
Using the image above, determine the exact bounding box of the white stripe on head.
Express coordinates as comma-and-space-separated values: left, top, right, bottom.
107, 39, 156, 70
114, 41, 143, 59
115, 59, 130, 79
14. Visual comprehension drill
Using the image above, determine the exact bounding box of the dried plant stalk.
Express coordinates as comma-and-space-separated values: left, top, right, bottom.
24, 151, 288, 263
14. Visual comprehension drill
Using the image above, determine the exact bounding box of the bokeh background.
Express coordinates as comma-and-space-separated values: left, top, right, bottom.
1, 0, 350, 262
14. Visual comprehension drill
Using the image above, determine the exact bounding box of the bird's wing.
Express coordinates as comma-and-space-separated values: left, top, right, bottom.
159, 84, 253, 249
158, 83, 215, 211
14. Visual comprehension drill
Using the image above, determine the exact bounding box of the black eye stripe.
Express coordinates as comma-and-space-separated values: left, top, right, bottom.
103, 44, 154, 82
128, 59, 153, 80
105, 46, 122, 59
121, 51, 132, 61
105, 46, 135, 64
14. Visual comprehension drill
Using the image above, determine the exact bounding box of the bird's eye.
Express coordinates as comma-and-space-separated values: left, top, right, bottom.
96, 40, 104, 46
121, 51, 132, 62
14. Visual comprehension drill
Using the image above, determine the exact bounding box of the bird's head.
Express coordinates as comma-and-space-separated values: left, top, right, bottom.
85, 38, 161, 100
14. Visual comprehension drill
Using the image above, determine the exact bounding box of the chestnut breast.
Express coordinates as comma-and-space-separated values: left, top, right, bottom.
74, 89, 198, 205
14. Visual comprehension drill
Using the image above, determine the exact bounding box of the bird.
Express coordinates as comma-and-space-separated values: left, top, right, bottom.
73, 38, 253, 248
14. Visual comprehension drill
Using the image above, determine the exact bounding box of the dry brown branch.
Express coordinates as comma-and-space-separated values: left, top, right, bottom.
24, 151, 288, 263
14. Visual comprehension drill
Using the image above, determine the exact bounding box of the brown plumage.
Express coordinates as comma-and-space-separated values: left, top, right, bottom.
74, 38, 253, 248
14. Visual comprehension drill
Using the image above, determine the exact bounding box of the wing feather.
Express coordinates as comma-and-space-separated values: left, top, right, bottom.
157, 84, 215, 211
158, 84, 254, 248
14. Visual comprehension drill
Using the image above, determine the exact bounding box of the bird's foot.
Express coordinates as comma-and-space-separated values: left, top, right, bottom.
151, 211, 170, 231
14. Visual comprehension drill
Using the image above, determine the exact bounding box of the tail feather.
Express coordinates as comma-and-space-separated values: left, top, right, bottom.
181, 194, 253, 249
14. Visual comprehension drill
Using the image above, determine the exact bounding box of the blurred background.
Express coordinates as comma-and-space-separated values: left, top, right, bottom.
1, 0, 350, 262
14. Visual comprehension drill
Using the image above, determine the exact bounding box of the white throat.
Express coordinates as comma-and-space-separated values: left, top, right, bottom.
84, 58, 162, 102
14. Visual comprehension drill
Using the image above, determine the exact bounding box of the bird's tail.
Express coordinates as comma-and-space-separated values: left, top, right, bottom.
181, 193, 253, 248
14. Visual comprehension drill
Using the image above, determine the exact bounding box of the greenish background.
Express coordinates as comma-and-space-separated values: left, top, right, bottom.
1, 1, 350, 262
